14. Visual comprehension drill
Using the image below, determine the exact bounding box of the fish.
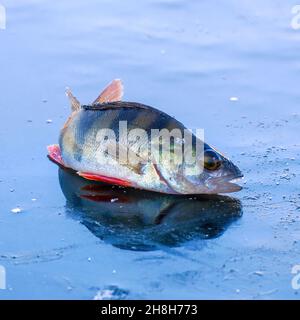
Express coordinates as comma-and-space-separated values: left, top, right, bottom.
48, 79, 243, 194
59, 167, 242, 250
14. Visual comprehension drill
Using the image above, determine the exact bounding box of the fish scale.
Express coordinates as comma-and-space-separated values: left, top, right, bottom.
48, 79, 243, 194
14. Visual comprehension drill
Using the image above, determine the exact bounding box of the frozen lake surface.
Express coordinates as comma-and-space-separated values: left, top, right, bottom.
0, 0, 299, 299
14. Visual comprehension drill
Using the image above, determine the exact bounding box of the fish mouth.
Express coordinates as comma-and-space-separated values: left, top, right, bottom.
207, 173, 244, 194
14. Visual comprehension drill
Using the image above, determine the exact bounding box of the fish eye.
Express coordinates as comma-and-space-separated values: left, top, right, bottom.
204, 150, 222, 171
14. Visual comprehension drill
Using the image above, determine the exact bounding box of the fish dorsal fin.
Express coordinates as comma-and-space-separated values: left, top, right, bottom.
65, 87, 81, 111
83, 101, 149, 111
92, 79, 124, 105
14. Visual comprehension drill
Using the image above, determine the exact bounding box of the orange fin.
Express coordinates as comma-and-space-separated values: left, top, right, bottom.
77, 171, 132, 187
47, 144, 65, 167
92, 79, 124, 104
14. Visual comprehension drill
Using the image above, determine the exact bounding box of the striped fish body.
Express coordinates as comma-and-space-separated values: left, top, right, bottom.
48, 80, 243, 194
60, 102, 204, 194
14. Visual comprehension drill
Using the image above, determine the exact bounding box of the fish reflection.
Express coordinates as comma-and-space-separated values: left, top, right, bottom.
59, 168, 243, 251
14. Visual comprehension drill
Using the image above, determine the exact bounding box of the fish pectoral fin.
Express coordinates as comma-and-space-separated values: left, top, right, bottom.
117, 144, 148, 175
77, 171, 133, 187
97, 142, 147, 175
92, 79, 124, 105
47, 144, 65, 167
65, 87, 81, 111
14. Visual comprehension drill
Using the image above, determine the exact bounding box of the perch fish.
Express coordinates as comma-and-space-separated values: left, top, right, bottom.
48, 79, 243, 194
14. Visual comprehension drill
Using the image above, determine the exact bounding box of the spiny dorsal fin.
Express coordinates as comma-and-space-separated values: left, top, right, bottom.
65, 87, 81, 111
92, 79, 124, 105
83, 101, 149, 111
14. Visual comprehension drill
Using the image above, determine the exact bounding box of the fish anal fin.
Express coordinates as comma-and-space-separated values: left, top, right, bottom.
92, 79, 124, 104
77, 171, 133, 187
47, 144, 65, 167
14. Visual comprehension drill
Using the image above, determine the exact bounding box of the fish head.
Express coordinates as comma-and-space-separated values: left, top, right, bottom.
184, 147, 243, 194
